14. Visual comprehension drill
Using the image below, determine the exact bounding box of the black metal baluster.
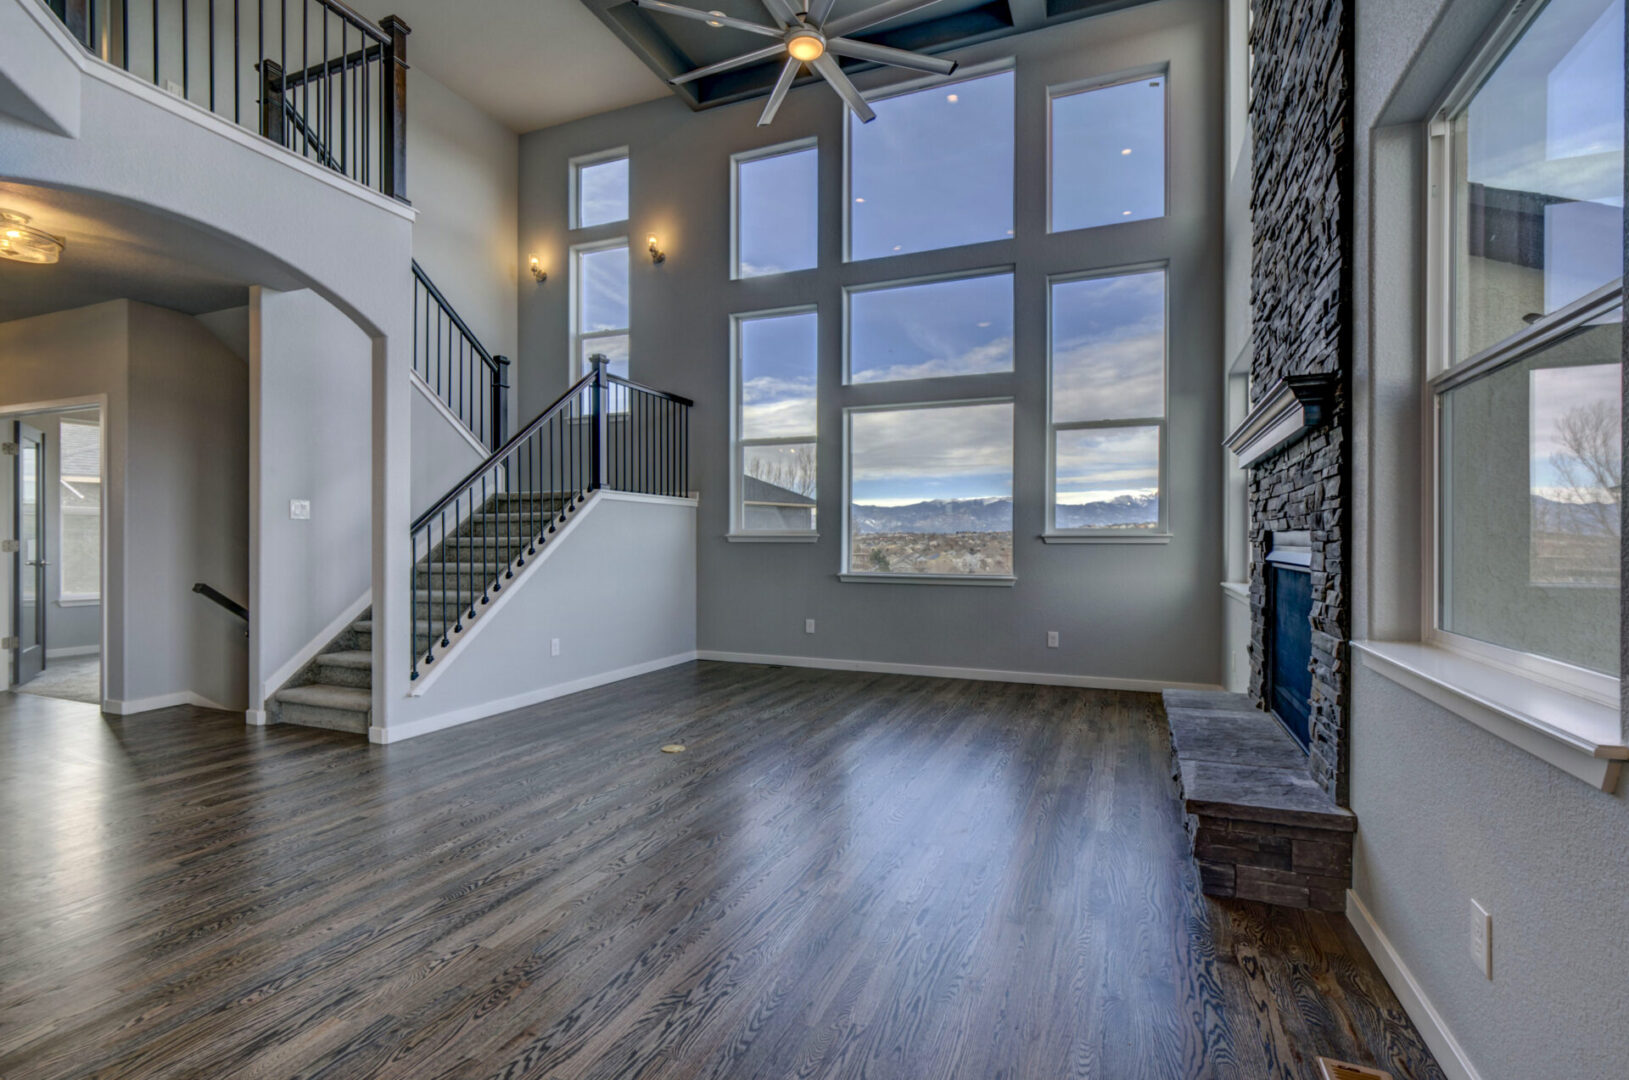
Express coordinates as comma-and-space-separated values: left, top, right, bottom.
338, 20, 346, 172
299, 0, 308, 159
121, 0, 128, 69
233, 0, 240, 123
208, 0, 215, 111
182, 0, 189, 99
152, 0, 159, 88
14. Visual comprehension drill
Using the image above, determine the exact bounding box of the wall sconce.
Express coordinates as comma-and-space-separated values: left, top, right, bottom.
528, 255, 547, 284
647, 235, 667, 265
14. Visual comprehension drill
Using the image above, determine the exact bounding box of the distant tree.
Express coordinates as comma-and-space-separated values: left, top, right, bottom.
869, 548, 891, 572
1549, 400, 1622, 536
746, 444, 816, 498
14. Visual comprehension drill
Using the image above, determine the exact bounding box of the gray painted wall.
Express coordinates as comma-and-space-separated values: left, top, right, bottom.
517, 0, 1225, 687
391, 492, 697, 739
249, 287, 372, 709
410, 381, 485, 518
1348, 0, 1629, 1075
0, 300, 247, 709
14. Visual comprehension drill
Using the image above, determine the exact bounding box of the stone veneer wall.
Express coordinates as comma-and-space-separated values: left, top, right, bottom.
1246, 0, 1354, 803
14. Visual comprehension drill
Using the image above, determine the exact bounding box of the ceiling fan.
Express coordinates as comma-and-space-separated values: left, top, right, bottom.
629, 0, 957, 126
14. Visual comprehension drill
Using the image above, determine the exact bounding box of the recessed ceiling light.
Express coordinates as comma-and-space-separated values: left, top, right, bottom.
855, 196, 865, 203
892, 244, 902, 251
976, 321, 991, 328
946, 93, 959, 103
1121, 148, 1132, 155
1122, 210, 1132, 216
0, 211, 63, 265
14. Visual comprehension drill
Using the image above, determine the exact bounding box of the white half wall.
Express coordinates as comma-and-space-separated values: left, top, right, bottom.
249, 287, 372, 710
378, 492, 697, 742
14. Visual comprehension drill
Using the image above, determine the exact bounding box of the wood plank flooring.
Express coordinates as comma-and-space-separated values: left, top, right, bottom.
0, 662, 1445, 1079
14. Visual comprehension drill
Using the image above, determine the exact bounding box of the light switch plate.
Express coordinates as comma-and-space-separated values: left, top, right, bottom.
1470, 899, 1492, 979
805, 619, 816, 634
550, 638, 560, 657
1047, 631, 1060, 648
290, 499, 311, 521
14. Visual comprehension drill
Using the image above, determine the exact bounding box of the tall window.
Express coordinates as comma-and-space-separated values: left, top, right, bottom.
848, 69, 1014, 261
1050, 72, 1166, 232
845, 401, 1014, 579
572, 150, 629, 229
733, 309, 819, 535
847, 271, 1014, 383
59, 415, 100, 602
572, 240, 630, 380
1431, 0, 1623, 685
1048, 268, 1168, 535
735, 141, 818, 278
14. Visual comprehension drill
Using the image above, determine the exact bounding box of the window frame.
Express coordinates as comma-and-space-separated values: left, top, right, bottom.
842, 59, 1018, 264
569, 147, 630, 231
840, 396, 1017, 585
842, 265, 1016, 387
1422, 0, 1624, 704
731, 137, 820, 282
729, 304, 821, 541
1045, 63, 1171, 236
569, 236, 631, 382
1044, 262, 1172, 542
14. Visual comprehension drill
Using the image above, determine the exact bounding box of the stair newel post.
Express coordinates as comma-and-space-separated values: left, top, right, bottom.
491, 356, 510, 452
260, 59, 286, 147
591, 356, 609, 493
379, 14, 411, 202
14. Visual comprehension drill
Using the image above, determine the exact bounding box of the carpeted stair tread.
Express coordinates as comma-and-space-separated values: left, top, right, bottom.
276, 683, 372, 711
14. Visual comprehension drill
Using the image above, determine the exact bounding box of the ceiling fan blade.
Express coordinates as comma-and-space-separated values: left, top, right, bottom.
630, 0, 783, 38
759, 58, 802, 126
670, 43, 787, 86
812, 53, 876, 122
759, 0, 800, 27
827, 37, 957, 75
824, 0, 944, 38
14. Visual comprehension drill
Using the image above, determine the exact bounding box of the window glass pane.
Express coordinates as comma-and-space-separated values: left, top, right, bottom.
743, 444, 817, 531
1051, 270, 1166, 421
1452, 0, 1624, 361
738, 147, 818, 277
740, 312, 817, 439
1052, 76, 1166, 231
580, 335, 629, 380
849, 71, 1014, 260
849, 273, 1013, 384
577, 156, 628, 227
1055, 426, 1161, 531
848, 402, 1012, 575
579, 246, 629, 332
59, 419, 100, 598
1440, 309, 1621, 672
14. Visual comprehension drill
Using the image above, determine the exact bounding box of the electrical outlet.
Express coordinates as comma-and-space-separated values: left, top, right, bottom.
289, 499, 311, 520
1046, 630, 1060, 648
805, 618, 816, 634
1470, 899, 1492, 979
550, 638, 561, 657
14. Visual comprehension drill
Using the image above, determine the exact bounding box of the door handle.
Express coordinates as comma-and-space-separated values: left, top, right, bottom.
26, 560, 48, 567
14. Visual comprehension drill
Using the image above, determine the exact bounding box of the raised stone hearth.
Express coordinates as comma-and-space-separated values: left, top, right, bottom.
1163, 690, 1354, 911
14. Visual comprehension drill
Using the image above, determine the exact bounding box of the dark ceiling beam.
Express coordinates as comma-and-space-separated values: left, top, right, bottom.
1008, 0, 1048, 31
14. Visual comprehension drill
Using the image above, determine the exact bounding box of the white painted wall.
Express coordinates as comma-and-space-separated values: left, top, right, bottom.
410, 380, 485, 518
1348, 0, 1629, 1077
249, 287, 373, 710
0, 300, 248, 710
382, 492, 697, 742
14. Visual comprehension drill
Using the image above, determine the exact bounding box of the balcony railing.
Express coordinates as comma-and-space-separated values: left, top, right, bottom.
43, 0, 409, 199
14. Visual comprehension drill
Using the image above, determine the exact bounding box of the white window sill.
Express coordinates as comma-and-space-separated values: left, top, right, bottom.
726, 533, 819, 544
1041, 532, 1171, 545
1354, 641, 1627, 792
838, 573, 1016, 587
57, 597, 101, 607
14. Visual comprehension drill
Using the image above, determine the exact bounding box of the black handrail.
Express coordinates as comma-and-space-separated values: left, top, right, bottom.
193, 582, 248, 622
46, 0, 409, 200
409, 360, 691, 680
412, 260, 510, 450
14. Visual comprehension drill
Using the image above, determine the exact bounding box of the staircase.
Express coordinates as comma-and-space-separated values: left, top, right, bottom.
271, 490, 579, 732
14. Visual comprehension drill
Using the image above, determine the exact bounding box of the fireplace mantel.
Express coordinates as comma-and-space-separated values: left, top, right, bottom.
1224, 374, 1338, 468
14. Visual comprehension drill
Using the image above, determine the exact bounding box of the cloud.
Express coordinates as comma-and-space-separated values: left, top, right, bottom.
850, 403, 1013, 485
852, 336, 1014, 384
1055, 426, 1159, 496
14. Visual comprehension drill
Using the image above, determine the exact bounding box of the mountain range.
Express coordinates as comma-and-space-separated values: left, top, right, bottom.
851, 494, 1158, 534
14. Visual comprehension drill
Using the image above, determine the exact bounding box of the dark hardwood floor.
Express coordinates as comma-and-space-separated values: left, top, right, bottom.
0, 663, 1444, 1080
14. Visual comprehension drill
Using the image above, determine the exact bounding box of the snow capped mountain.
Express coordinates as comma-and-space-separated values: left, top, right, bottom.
851, 494, 1159, 534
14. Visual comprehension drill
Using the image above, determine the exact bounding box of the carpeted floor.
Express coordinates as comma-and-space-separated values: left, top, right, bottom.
15, 655, 100, 705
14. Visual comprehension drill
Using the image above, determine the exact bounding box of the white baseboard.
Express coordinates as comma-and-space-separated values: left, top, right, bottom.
1345, 889, 1482, 1080
47, 645, 100, 659
371, 650, 700, 744
695, 650, 1223, 693
244, 708, 270, 726
260, 588, 371, 705
105, 690, 237, 716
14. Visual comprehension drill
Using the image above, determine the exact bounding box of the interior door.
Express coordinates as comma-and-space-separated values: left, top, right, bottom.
14, 422, 46, 685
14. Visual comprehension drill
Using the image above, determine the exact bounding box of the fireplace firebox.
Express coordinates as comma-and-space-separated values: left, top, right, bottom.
1266, 531, 1313, 749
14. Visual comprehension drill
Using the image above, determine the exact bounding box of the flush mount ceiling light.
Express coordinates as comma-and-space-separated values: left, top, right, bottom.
630, 0, 957, 127
0, 211, 64, 265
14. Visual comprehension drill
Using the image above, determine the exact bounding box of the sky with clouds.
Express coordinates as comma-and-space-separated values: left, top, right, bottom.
739, 147, 819, 277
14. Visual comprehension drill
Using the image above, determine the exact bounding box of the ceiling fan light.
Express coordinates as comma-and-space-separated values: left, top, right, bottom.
0, 211, 63, 266
787, 31, 825, 62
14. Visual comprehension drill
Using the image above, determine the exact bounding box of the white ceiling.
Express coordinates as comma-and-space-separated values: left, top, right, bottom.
359, 1, 672, 133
